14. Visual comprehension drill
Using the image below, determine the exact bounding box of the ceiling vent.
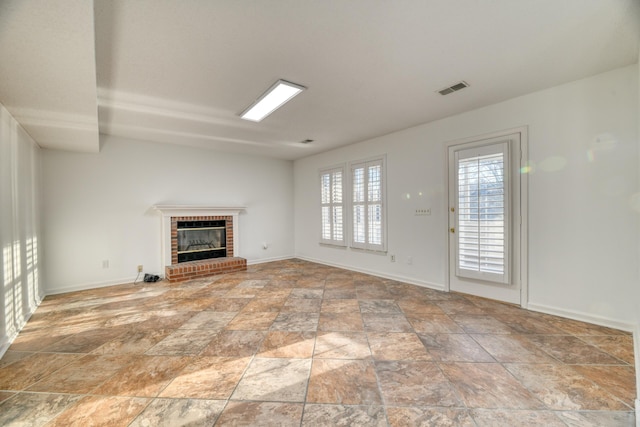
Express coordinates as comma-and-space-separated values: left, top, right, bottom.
438, 81, 469, 95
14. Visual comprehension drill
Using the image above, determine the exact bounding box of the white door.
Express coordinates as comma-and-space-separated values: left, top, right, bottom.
447, 131, 525, 305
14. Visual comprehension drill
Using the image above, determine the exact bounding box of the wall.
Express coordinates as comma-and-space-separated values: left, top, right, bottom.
295, 64, 639, 329
41, 135, 294, 294
635, 54, 640, 418
0, 103, 42, 356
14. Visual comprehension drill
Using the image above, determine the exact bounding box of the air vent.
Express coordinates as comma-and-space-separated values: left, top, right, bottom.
438, 81, 469, 95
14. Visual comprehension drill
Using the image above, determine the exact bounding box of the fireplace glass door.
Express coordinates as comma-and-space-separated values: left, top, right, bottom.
177, 220, 226, 262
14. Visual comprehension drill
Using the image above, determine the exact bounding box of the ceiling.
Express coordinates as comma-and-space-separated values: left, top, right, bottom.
1, 0, 638, 159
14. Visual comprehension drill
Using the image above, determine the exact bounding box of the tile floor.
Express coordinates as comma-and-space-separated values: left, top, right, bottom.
0, 259, 636, 426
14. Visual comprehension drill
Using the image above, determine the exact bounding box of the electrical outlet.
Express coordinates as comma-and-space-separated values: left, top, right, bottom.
390, 254, 396, 262
406, 256, 413, 265
137, 265, 143, 273
102, 260, 109, 269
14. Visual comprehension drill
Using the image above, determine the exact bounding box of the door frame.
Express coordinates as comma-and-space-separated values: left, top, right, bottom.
444, 126, 529, 308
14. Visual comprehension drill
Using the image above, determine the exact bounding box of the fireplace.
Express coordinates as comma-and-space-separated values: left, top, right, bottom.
170, 215, 234, 264
154, 205, 247, 282
176, 219, 226, 262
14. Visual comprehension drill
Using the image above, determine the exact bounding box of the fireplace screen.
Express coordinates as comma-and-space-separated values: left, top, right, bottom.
177, 220, 226, 263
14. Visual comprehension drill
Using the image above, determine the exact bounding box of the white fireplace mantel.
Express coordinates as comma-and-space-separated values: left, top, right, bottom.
153, 205, 245, 270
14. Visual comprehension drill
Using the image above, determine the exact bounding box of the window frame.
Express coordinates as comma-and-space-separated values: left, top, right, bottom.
319, 164, 347, 247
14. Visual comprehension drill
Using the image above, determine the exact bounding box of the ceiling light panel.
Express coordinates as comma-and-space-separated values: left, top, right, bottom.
240, 79, 306, 122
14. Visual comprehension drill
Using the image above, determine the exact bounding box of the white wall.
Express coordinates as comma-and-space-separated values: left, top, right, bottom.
635, 54, 640, 417
295, 65, 639, 329
0, 103, 43, 355
42, 135, 294, 294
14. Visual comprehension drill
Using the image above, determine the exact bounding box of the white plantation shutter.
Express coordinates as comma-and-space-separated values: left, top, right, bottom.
351, 157, 385, 251
320, 166, 345, 246
455, 142, 510, 284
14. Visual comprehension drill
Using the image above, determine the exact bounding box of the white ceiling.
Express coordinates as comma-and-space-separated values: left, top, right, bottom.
0, 0, 100, 152
1, 0, 639, 159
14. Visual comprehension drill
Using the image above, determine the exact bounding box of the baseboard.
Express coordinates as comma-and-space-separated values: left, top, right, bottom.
44, 257, 297, 295
0, 330, 17, 360
295, 255, 445, 292
527, 302, 636, 333
45, 275, 139, 296
0, 294, 43, 359
247, 255, 295, 265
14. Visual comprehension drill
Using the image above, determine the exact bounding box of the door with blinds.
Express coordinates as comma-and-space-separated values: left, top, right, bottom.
447, 132, 524, 305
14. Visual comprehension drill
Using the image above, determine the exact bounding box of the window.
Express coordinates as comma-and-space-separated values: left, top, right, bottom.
319, 166, 345, 246
455, 142, 510, 284
351, 157, 386, 251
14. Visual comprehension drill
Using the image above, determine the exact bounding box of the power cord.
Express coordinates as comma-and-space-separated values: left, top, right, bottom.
134, 273, 163, 284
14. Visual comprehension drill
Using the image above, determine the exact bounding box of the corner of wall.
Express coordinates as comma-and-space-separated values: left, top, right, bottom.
0, 102, 44, 359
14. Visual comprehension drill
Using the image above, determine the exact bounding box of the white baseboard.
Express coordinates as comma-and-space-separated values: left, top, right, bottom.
247, 255, 295, 265
0, 295, 43, 359
527, 302, 636, 333
0, 330, 17, 360
44, 256, 297, 295
295, 255, 445, 292
46, 275, 139, 296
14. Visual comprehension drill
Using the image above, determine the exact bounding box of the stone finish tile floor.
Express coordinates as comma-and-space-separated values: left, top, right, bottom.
0, 259, 636, 426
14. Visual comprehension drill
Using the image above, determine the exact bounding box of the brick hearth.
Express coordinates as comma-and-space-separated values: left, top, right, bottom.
166, 214, 246, 282
165, 257, 247, 282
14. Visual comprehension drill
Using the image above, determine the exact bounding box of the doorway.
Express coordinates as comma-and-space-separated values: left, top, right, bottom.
446, 128, 528, 306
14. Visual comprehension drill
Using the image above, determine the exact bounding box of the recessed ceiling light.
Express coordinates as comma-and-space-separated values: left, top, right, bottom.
240, 79, 306, 122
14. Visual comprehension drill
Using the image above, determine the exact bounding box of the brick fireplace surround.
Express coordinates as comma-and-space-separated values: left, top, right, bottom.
154, 206, 246, 283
